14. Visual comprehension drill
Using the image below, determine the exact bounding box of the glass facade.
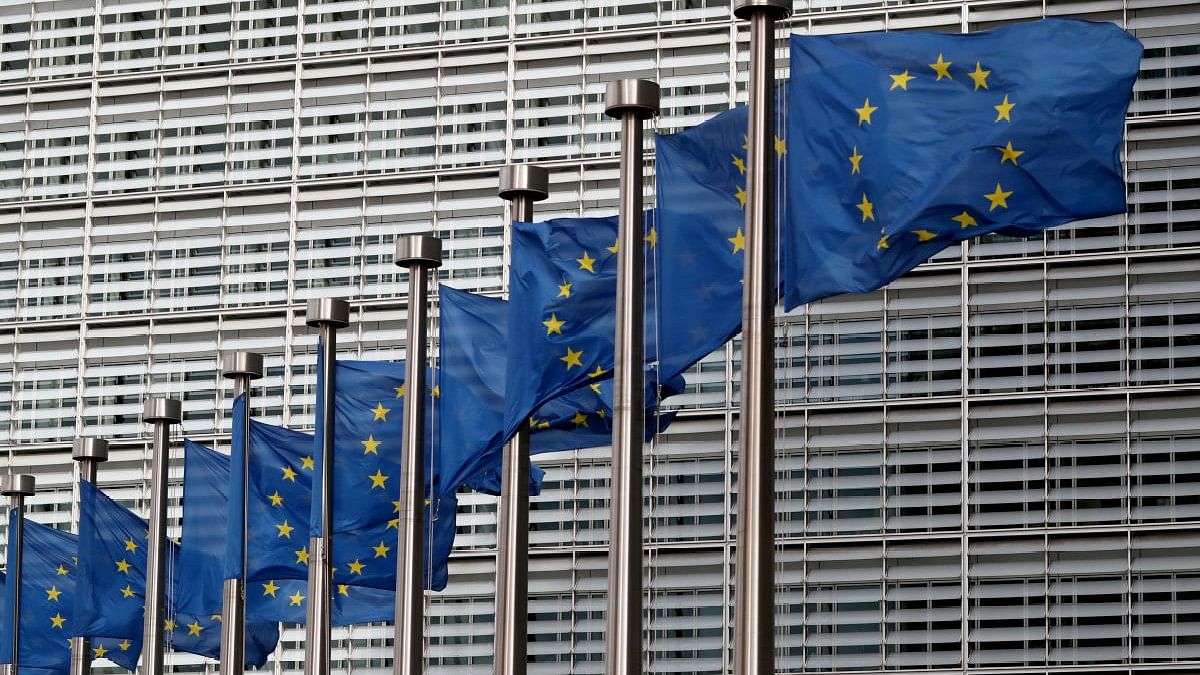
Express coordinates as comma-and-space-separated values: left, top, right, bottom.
0, 0, 1195, 673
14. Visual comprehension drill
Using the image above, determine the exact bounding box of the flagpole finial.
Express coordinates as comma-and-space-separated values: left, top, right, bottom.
305, 298, 350, 328
222, 351, 264, 381
733, 0, 791, 20
498, 164, 549, 203
394, 234, 443, 269
143, 397, 182, 424
605, 79, 660, 120
1, 474, 35, 497
72, 437, 109, 464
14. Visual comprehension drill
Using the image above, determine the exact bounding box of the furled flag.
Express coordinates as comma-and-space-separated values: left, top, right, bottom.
217, 401, 396, 623
74, 479, 273, 667
781, 18, 1141, 309
0, 515, 132, 671
438, 284, 680, 496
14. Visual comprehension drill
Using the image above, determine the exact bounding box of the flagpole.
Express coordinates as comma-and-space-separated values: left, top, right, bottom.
2, 474, 34, 675
732, 2, 789, 674
392, 234, 442, 675
70, 438, 109, 675
141, 397, 182, 675
602, 77, 659, 675
219, 352, 264, 675
304, 298, 350, 675
494, 164, 549, 675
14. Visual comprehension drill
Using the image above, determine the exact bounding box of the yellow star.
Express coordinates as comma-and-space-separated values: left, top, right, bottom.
876, 234, 889, 250
571, 412, 589, 427
373, 541, 391, 558
294, 548, 309, 565
281, 466, 298, 482
115, 559, 131, 574
300, 456, 315, 470
913, 229, 937, 242
431, 385, 440, 398
589, 383, 601, 395
46, 586, 61, 601
848, 146, 863, 175
93, 644, 108, 658
596, 409, 607, 419
729, 227, 746, 254
262, 580, 280, 597
557, 281, 571, 298
276, 520, 294, 538
984, 183, 1013, 211
731, 154, 746, 174
211, 614, 222, 622
121, 585, 135, 599
124, 538, 138, 553
369, 469, 389, 489
855, 98, 878, 125
774, 135, 787, 156
889, 70, 915, 91
268, 491, 284, 507
968, 62, 990, 90
606, 238, 619, 254
929, 53, 952, 80
338, 584, 350, 596
644, 227, 657, 248
118, 640, 131, 651
994, 95, 1015, 122
289, 591, 305, 606
856, 194, 876, 222
371, 402, 390, 421
187, 621, 204, 636
361, 435, 380, 455
588, 365, 608, 378
347, 559, 365, 575
543, 314, 565, 336
576, 251, 596, 273
394, 384, 406, 398
387, 518, 399, 530
997, 140, 1024, 166
164, 619, 176, 632
952, 211, 978, 228
560, 347, 583, 370
735, 185, 747, 208
392, 499, 402, 513
50, 613, 66, 629
56, 565, 68, 576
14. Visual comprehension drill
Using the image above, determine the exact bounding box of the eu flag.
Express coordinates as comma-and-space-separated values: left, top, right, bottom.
0, 515, 132, 671
782, 19, 1141, 309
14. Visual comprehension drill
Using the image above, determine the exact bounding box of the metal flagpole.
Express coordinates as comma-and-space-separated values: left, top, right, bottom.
602, 77, 659, 675
219, 351, 264, 675
141, 397, 182, 675
70, 438, 109, 675
731, 2, 790, 674
494, 164, 549, 675
304, 298, 350, 675
392, 234, 442, 675
2, 474, 34, 675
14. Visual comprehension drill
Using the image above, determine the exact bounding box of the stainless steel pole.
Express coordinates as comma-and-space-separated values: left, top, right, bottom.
3, 474, 35, 675
304, 299, 350, 675
70, 438, 109, 675
494, 164, 549, 675
602, 78, 659, 675
219, 351, 264, 675
392, 234, 442, 675
141, 398, 182, 675
731, 2, 790, 674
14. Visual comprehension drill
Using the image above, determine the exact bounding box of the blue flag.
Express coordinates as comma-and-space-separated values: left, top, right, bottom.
313, 357, 458, 591
0, 516, 132, 672
781, 19, 1141, 309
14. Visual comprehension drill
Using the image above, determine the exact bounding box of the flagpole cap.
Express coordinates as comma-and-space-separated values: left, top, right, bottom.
733, 0, 792, 20
305, 298, 350, 328
1, 474, 35, 497
498, 164, 550, 202
143, 397, 182, 424
394, 234, 443, 269
605, 79, 660, 120
222, 351, 264, 380
72, 437, 110, 464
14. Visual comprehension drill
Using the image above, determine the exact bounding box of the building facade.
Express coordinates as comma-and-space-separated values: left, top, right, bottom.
0, 0, 1195, 673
